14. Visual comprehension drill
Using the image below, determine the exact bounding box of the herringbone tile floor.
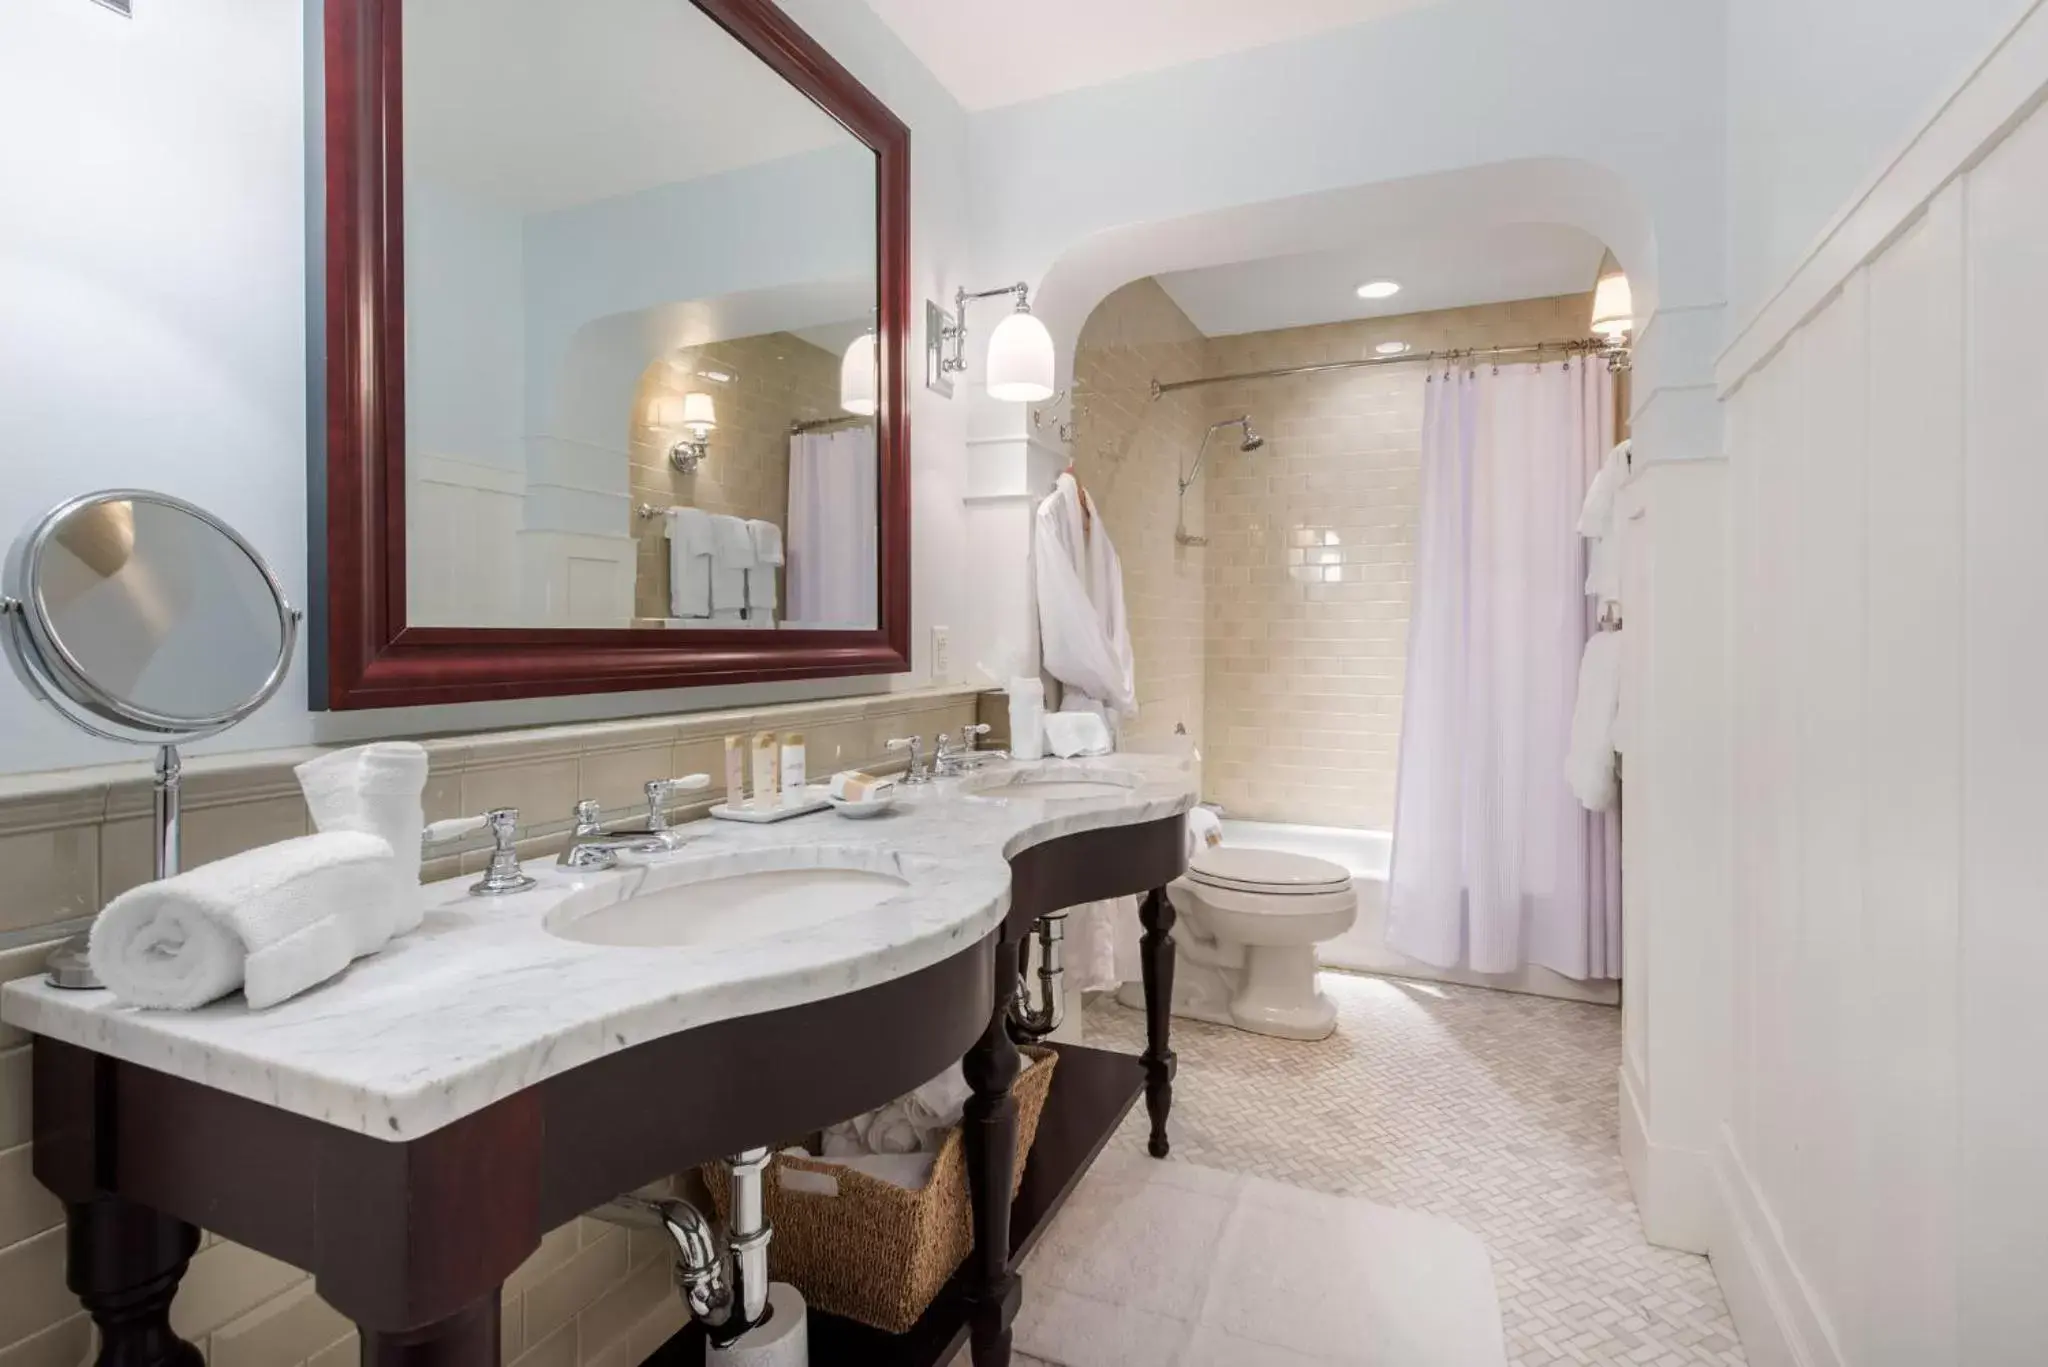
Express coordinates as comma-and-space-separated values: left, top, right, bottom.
1070, 971, 1746, 1367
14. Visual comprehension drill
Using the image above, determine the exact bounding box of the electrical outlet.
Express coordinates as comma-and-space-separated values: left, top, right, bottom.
930, 626, 952, 683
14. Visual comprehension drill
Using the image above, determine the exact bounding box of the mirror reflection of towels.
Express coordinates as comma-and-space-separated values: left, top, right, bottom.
664, 507, 714, 618
708, 514, 754, 617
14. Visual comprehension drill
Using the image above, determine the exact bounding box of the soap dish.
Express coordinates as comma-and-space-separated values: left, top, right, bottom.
710, 786, 832, 823
829, 792, 897, 820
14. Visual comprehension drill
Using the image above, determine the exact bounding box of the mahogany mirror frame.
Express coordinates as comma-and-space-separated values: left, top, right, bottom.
312, 0, 912, 709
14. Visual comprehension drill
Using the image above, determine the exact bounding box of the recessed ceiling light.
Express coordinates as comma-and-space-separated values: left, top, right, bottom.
1374, 341, 1410, 356
1356, 280, 1402, 300
696, 368, 735, 384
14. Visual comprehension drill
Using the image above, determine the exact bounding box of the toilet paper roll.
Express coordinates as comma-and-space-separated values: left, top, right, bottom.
707, 1282, 808, 1367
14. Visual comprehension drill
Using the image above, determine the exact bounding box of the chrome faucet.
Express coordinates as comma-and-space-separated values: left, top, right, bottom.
934, 724, 1003, 777
557, 799, 668, 870
423, 807, 537, 897
885, 735, 932, 784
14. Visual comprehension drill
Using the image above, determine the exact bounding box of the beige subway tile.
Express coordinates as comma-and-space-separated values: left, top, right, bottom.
0, 1049, 28, 1153
519, 1226, 625, 1346
0, 827, 96, 937
307, 1331, 359, 1367
0, 1145, 59, 1253
498, 1218, 595, 1301
0, 1312, 89, 1367
169, 1240, 306, 1342
583, 1296, 686, 1367
0, 1225, 71, 1346
507, 1318, 575, 1367
573, 1256, 671, 1360
208, 1279, 350, 1367
460, 757, 581, 836
576, 744, 674, 817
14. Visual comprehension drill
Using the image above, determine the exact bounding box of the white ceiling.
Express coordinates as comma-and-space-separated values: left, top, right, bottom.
1153, 223, 1606, 338
403, 0, 855, 212
861, 0, 1449, 110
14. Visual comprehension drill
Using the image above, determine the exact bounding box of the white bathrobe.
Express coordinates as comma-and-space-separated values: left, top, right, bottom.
1034, 473, 1136, 719
1032, 472, 1138, 992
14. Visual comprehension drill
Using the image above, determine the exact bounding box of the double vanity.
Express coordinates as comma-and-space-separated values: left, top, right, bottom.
0, 754, 1197, 1367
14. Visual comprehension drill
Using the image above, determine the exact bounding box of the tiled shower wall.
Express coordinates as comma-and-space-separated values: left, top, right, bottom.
627, 332, 844, 621
1068, 280, 1214, 754
1066, 288, 1595, 828
0, 688, 977, 1367
1200, 294, 1595, 828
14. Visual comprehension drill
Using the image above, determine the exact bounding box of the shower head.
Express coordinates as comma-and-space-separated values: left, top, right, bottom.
1236, 421, 1265, 452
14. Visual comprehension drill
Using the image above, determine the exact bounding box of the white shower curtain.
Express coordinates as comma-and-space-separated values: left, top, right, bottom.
1386, 356, 1622, 980
786, 426, 879, 629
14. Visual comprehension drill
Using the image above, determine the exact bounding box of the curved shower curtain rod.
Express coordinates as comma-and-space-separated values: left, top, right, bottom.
1150, 336, 1629, 398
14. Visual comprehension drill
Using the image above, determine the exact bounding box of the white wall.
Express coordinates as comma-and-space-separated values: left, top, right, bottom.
1724, 0, 2035, 322
0, 0, 973, 775
1712, 22, 2048, 1364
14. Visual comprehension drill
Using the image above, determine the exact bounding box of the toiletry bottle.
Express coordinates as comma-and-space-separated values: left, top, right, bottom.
780, 732, 806, 801
724, 737, 745, 811
751, 732, 779, 810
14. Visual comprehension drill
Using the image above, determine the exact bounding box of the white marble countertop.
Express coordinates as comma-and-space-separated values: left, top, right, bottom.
0, 755, 1196, 1141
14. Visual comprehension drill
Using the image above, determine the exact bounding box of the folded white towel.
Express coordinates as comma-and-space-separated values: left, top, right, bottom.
708, 514, 754, 614
744, 519, 782, 615
665, 507, 714, 618
1566, 630, 1624, 811
89, 832, 396, 1010
820, 1061, 974, 1159
1044, 710, 1114, 757
296, 741, 429, 945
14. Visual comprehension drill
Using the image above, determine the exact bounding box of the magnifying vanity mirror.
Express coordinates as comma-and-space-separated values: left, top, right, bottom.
1, 490, 299, 988
315, 0, 911, 709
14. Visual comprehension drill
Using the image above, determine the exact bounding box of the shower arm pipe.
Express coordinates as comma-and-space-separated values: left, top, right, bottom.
1151, 336, 1628, 398
1179, 417, 1259, 496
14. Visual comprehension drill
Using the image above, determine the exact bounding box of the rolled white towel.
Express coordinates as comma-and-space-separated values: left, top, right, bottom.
89, 832, 396, 1010
296, 741, 429, 944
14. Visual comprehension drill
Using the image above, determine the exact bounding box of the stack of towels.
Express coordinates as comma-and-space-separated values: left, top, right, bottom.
662, 509, 783, 625
809, 1063, 974, 1190
88, 742, 432, 1011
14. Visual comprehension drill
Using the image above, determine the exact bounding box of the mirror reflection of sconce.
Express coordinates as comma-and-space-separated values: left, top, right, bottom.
926, 282, 1056, 403
840, 331, 878, 416
653, 392, 717, 473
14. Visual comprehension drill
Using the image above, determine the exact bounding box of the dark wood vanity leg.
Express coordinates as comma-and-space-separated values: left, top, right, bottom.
960, 934, 1024, 1367
66, 1197, 204, 1367
358, 1291, 500, 1367
1138, 887, 1178, 1159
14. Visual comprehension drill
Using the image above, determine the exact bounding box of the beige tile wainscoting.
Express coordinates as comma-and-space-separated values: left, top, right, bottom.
0, 686, 979, 1367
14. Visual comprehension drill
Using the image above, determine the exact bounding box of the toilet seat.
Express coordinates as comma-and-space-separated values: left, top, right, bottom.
1187, 847, 1352, 897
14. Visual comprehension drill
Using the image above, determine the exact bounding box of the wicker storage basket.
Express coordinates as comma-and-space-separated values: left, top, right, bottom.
704, 1046, 1058, 1334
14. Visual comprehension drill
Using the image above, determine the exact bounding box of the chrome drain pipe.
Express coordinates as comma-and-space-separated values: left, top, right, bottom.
590, 1147, 774, 1347
1008, 910, 1068, 1039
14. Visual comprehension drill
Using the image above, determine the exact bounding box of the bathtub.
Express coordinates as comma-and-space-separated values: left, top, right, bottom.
1216, 819, 1619, 1005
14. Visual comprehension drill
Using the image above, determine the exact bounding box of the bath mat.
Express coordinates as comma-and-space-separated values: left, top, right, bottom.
1013, 1151, 1508, 1366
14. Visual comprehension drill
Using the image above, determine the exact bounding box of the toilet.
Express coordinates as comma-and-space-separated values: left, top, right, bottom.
1117, 846, 1357, 1040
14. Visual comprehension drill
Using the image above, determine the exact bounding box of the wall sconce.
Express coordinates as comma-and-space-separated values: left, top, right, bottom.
653, 392, 717, 473
840, 331, 878, 416
1591, 270, 1635, 339
926, 282, 1055, 402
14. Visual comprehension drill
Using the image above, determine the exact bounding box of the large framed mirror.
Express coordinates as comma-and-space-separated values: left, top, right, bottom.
314, 0, 910, 708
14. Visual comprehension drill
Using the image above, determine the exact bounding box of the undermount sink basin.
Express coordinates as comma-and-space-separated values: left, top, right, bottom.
963, 765, 1142, 802
544, 846, 913, 949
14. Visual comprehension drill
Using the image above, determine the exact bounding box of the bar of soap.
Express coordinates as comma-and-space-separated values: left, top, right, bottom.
830, 770, 894, 801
